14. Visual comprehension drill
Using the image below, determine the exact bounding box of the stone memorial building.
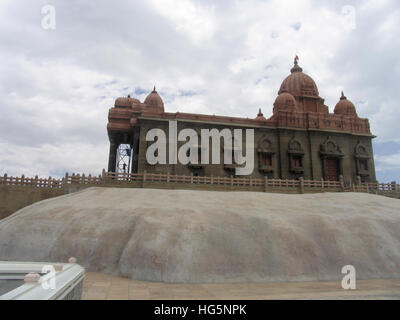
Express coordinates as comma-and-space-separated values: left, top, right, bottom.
107, 59, 376, 182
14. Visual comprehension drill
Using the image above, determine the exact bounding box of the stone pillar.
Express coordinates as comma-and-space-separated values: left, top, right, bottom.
392, 181, 398, 192
299, 177, 304, 194
339, 174, 345, 191
264, 176, 268, 193
108, 140, 118, 172
357, 176, 362, 185
142, 170, 147, 188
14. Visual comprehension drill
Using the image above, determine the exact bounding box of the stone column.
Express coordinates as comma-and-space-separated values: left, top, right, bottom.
299, 177, 304, 194
339, 174, 345, 191
108, 140, 118, 172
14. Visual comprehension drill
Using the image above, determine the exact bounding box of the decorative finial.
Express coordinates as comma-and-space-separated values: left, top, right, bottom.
127, 94, 131, 98
153, 85, 156, 92
340, 91, 346, 100
257, 108, 263, 116
290, 56, 302, 73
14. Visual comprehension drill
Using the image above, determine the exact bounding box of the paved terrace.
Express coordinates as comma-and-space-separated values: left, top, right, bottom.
82, 273, 400, 300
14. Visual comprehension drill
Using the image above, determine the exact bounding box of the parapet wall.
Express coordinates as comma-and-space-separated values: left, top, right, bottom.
0, 171, 398, 220
0, 185, 67, 220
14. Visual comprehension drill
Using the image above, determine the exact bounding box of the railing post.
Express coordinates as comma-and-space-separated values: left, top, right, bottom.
299, 177, 304, 194
143, 170, 147, 182
321, 178, 324, 189
357, 176, 362, 185
392, 181, 397, 192
82, 173, 85, 185
2, 173, 6, 185
190, 172, 193, 184
34, 175, 38, 187
167, 172, 170, 183
264, 176, 268, 192
48, 176, 52, 188
211, 174, 214, 185
339, 174, 344, 191
21, 174, 25, 186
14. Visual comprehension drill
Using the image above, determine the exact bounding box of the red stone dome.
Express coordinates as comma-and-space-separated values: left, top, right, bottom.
115, 95, 140, 108
278, 60, 319, 98
273, 92, 297, 113
255, 108, 267, 121
334, 92, 357, 116
144, 87, 164, 112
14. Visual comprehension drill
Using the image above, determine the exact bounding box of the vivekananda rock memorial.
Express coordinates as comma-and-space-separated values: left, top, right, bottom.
107, 58, 376, 183
1, 59, 399, 286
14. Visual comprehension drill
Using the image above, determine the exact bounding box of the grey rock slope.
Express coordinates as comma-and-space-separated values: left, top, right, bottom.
0, 187, 399, 283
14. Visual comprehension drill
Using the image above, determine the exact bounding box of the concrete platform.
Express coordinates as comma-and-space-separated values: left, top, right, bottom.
82, 272, 400, 300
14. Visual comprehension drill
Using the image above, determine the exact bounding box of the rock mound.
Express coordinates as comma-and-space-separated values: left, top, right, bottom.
0, 187, 399, 283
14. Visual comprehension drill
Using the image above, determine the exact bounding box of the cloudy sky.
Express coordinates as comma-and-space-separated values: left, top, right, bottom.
0, 0, 399, 182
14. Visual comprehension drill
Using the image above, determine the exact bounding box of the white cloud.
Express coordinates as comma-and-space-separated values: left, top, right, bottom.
147, 0, 216, 45
0, 0, 399, 182
375, 154, 400, 171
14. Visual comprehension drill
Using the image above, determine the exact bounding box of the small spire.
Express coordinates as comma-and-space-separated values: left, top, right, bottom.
257, 108, 263, 116
153, 85, 156, 92
340, 91, 346, 100
290, 56, 302, 73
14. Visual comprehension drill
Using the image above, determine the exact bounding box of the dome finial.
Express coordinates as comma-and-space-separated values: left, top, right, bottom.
255, 107, 266, 121
290, 56, 302, 73
340, 91, 346, 100
153, 85, 156, 92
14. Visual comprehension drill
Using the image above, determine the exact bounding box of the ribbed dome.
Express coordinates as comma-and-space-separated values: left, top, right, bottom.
334, 92, 357, 116
255, 108, 267, 121
115, 95, 140, 108
278, 60, 319, 98
273, 92, 297, 113
144, 87, 164, 112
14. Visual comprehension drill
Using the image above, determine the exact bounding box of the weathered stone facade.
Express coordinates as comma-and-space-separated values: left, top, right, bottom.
107, 60, 376, 183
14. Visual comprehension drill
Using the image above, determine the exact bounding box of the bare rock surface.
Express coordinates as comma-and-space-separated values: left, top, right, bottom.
0, 187, 399, 283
